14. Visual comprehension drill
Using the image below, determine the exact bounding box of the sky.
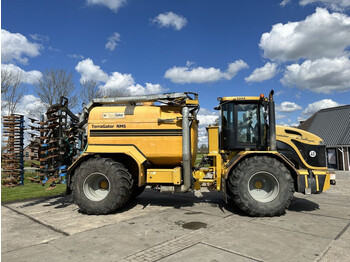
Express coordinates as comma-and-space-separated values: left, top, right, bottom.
2, 0, 350, 145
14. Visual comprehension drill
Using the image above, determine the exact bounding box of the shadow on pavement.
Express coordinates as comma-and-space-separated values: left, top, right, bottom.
287, 196, 319, 212
16, 195, 73, 209
125, 189, 247, 216
13, 189, 319, 217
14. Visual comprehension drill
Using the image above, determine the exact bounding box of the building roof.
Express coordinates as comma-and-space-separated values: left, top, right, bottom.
298, 105, 350, 146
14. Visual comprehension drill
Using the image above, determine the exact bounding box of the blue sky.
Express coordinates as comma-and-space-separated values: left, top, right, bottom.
2, 0, 350, 144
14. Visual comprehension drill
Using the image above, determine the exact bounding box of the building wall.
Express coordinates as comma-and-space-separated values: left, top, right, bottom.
23, 146, 38, 162
326, 146, 349, 171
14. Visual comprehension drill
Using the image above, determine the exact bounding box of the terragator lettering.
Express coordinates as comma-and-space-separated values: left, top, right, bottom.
92, 124, 114, 128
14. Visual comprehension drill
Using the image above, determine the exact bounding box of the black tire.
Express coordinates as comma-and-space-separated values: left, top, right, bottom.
72, 157, 133, 215
228, 156, 294, 217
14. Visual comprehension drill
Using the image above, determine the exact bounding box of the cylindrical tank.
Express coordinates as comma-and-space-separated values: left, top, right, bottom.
88, 105, 198, 166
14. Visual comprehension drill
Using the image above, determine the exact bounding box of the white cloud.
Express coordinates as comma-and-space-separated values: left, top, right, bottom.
197, 108, 218, 127
2, 95, 47, 147
105, 32, 121, 51
276, 101, 302, 112
276, 113, 287, 119
275, 90, 284, 96
1, 29, 42, 64
280, 0, 291, 7
48, 46, 60, 52
86, 0, 126, 12
186, 61, 195, 67
75, 58, 109, 83
164, 60, 248, 84
18, 95, 46, 116
152, 12, 188, 30
1, 63, 42, 84
280, 0, 350, 10
300, 0, 350, 11
101, 72, 163, 96
76, 58, 164, 95
2, 94, 46, 118
302, 99, 342, 115
259, 8, 350, 61
245, 62, 278, 82
68, 54, 84, 59
281, 56, 350, 93
278, 118, 299, 127
29, 34, 49, 42
197, 108, 219, 146
298, 116, 307, 122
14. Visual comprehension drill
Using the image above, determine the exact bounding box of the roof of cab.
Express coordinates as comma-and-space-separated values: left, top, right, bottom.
218, 96, 266, 103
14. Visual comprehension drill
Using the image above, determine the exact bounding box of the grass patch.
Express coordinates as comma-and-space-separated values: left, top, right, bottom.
195, 154, 204, 165
24, 160, 39, 167
1, 173, 66, 203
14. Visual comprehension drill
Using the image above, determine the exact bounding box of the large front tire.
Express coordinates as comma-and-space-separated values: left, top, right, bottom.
228, 156, 294, 217
72, 157, 133, 215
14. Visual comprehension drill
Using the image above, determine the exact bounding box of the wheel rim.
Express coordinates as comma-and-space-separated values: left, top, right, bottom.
83, 172, 110, 201
248, 171, 279, 203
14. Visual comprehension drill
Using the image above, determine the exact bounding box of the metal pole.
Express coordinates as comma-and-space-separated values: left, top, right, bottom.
19, 115, 24, 185
338, 147, 345, 171
161, 106, 192, 193
268, 90, 276, 151
180, 106, 192, 192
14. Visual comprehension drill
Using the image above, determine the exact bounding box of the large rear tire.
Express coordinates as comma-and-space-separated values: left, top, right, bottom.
72, 157, 133, 215
228, 156, 294, 216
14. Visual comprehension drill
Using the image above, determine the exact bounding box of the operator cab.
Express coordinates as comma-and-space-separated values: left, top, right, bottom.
217, 95, 268, 151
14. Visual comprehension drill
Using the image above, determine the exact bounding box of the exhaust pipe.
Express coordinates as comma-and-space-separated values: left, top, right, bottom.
161, 106, 192, 193
268, 90, 276, 151
179, 106, 192, 192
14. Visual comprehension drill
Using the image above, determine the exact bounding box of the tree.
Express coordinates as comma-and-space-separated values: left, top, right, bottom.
198, 144, 209, 154
1, 69, 24, 115
35, 69, 77, 108
81, 80, 99, 105
80, 81, 129, 109
99, 88, 128, 98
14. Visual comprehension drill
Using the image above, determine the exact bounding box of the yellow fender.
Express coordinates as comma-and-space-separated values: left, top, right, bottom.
68, 145, 147, 186
224, 151, 298, 180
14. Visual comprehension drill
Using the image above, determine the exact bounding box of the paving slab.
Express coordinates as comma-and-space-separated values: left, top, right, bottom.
288, 193, 350, 221
1, 206, 62, 253
2, 171, 350, 262
2, 204, 249, 262
203, 221, 331, 262
253, 211, 349, 240
319, 223, 350, 262
3, 188, 230, 235
158, 243, 257, 262
2, 244, 73, 262
4, 191, 172, 235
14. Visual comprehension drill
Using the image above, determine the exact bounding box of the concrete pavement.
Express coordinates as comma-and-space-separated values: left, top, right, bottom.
2, 171, 350, 262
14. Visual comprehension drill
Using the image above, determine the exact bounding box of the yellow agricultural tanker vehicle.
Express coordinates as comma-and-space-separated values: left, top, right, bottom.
68, 91, 330, 216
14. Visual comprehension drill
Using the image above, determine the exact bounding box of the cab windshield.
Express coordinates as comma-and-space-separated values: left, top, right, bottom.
221, 102, 266, 149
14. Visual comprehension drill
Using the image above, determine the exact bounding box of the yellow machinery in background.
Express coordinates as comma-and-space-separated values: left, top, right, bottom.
68, 91, 330, 216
